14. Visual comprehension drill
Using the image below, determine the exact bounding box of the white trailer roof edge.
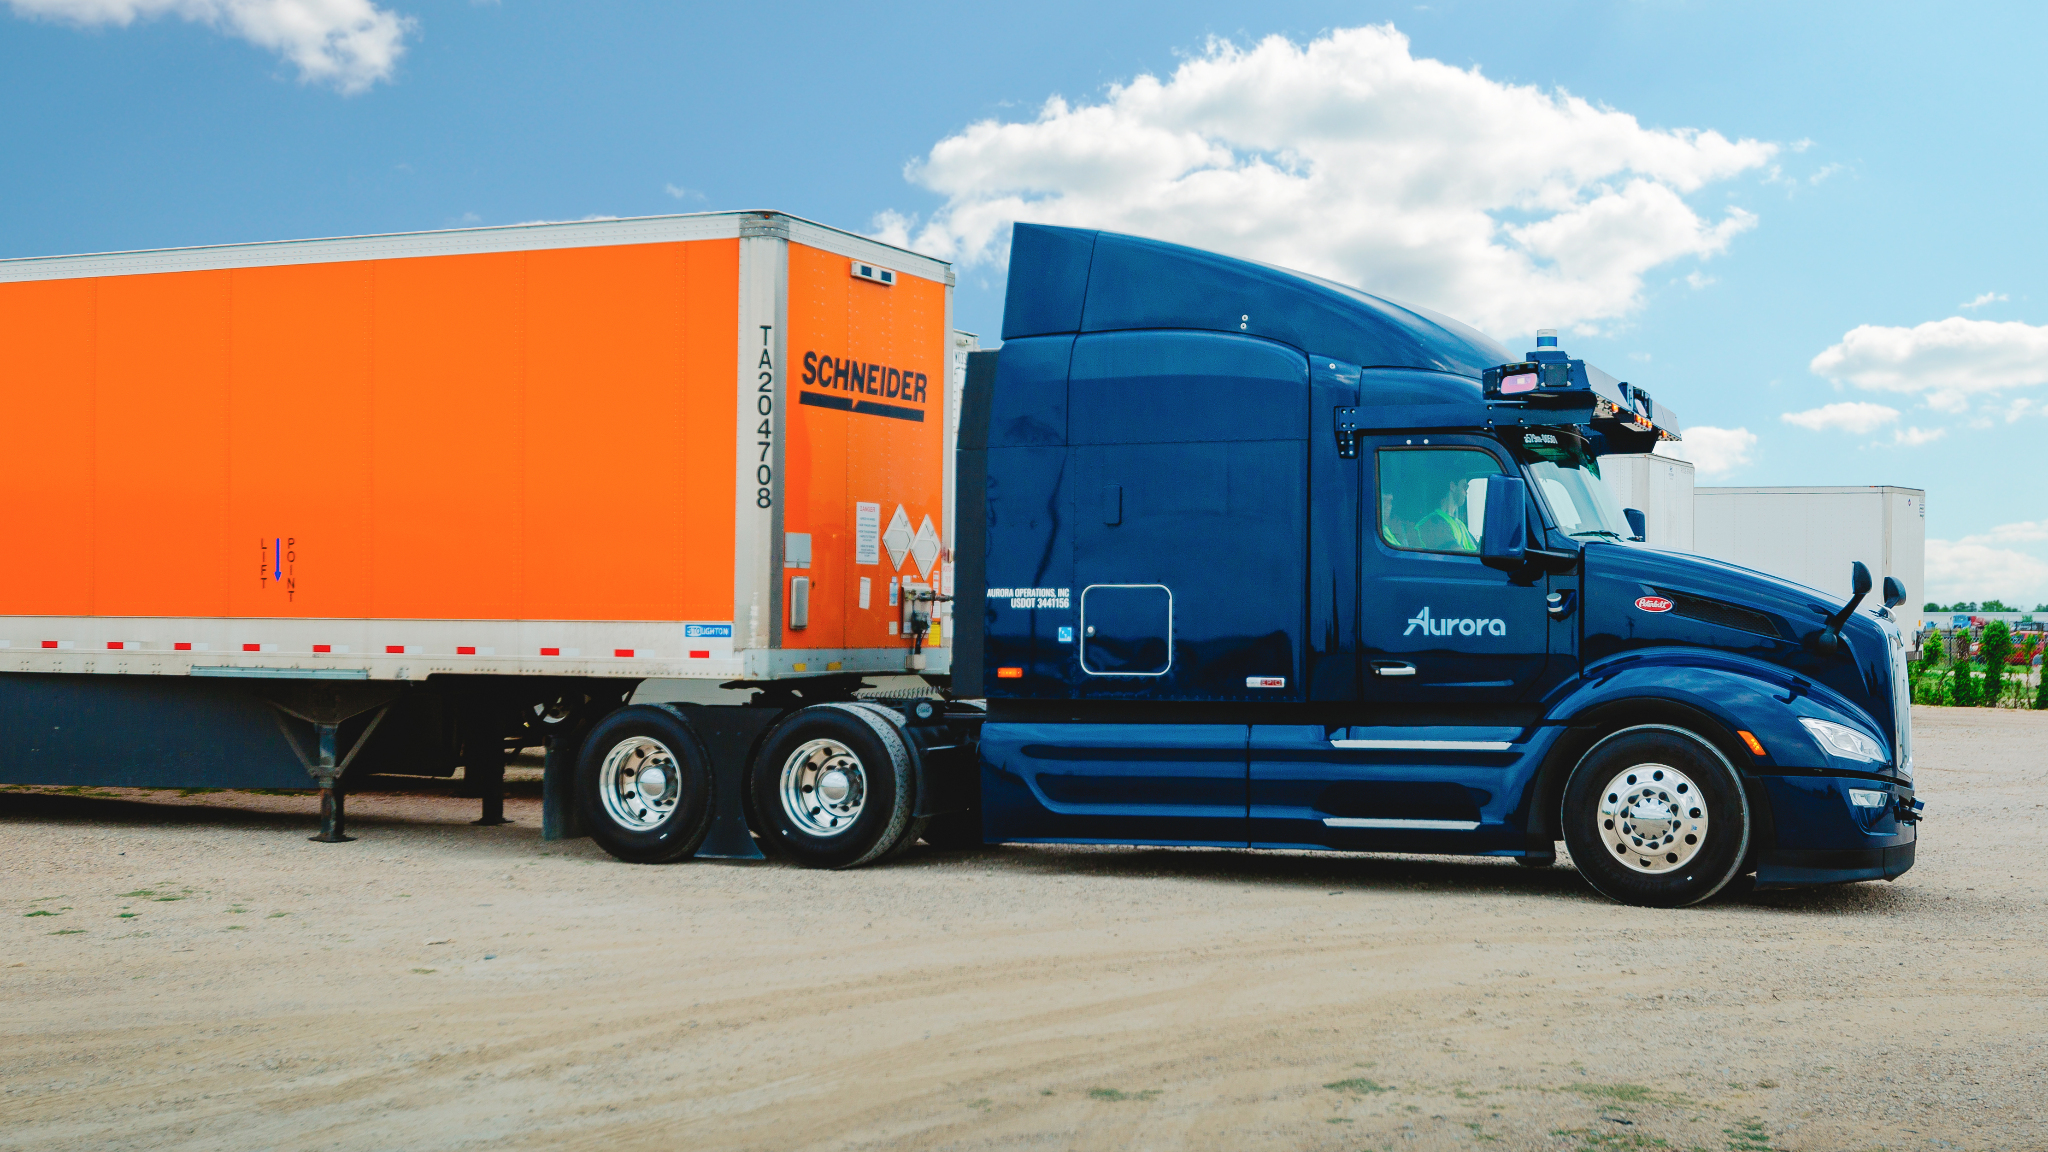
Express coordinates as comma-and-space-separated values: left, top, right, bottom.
1696, 485, 1927, 497
0, 209, 955, 287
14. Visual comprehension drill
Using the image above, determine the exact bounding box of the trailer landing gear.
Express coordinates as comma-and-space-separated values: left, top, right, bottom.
312, 782, 354, 843
469, 742, 509, 827
261, 681, 403, 845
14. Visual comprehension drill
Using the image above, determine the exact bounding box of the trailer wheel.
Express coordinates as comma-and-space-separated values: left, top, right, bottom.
578, 705, 714, 864
751, 704, 917, 869
1560, 725, 1751, 909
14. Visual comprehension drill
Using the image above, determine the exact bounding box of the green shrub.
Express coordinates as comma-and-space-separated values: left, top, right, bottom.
1912, 669, 1950, 706
1981, 622, 2013, 707
1918, 629, 1946, 677
1951, 658, 1979, 707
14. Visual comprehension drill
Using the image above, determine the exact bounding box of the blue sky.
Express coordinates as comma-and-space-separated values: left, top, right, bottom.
4, 0, 2044, 607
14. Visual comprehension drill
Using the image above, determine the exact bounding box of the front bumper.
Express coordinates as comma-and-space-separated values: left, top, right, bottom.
1752, 773, 1917, 889
1755, 841, 1915, 888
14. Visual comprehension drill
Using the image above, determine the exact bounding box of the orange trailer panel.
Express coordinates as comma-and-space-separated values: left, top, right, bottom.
0, 212, 953, 682
783, 240, 952, 653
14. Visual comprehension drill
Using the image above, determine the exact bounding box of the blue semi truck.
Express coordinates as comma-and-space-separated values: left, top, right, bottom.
930, 224, 1920, 908
0, 217, 1919, 909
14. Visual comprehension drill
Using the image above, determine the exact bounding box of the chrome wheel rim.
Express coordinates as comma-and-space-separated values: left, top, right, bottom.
598, 736, 681, 830
780, 738, 865, 838
1597, 762, 1709, 874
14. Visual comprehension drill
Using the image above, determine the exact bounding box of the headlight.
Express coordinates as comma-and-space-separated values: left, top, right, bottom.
1847, 788, 1890, 809
1799, 717, 1887, 763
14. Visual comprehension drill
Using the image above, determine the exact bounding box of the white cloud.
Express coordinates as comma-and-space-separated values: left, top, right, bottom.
1888, 425, 1945, 447
6, 0, 412, 93
883, 25, 1775, 336
1960, 291, 2008, 310
1809, 317, 2048, 409
1780, 401, 1898, 434
1655, 425, 1755, 478
1969, 519, 2048, 546
1927, 522, 2048, 606
1762, 159, 1844, 194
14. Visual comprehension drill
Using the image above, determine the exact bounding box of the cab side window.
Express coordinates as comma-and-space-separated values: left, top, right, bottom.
1377, 448, 1504, 555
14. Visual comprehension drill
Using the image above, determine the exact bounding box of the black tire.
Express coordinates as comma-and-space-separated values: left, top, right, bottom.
577, 704, 715, 864
750, 703, 917, 869
1560, 724, 1751, 908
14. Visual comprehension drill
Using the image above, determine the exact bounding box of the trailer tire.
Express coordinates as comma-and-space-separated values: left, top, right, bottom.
578, 705, 715, 864
751, 704, 917, 869
1560, 725, 1750, 909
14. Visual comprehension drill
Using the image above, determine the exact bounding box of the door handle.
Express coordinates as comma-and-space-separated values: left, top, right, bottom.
1370, 661, 1416, 677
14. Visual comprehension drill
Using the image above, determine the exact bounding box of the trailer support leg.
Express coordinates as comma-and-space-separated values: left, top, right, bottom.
313, 784, 353, 842
307, 722, 356, 843
470, 738, 509, 827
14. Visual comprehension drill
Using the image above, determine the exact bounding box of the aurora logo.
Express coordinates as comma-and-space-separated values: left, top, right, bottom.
1404, 607, 1507, 637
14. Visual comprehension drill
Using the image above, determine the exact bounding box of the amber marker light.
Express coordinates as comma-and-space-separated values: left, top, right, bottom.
1736, 730, 1767, 757
996, 667, 1024, 679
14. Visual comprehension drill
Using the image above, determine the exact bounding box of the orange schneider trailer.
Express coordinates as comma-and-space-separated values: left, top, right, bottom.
0, 212, 972, 858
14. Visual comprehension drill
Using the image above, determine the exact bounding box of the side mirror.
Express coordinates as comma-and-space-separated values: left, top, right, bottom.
1623, 507, 1647, 542
1480, 475, 1528, 570
1883, 576, 1908, 610
1817, 560, 1875, 655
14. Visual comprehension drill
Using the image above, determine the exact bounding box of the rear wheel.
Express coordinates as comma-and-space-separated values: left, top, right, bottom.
1560, 725, 1750, 908
578, 705, 714, 864
750, 704, 918, 869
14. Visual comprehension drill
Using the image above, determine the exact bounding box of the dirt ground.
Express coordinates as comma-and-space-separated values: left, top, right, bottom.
2, 706, 2043, 1152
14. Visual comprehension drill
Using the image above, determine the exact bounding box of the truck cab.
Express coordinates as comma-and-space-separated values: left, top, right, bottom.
953, 224, 1917, 907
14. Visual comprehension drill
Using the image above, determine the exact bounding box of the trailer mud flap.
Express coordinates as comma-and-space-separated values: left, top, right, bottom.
662, 704, 786, 860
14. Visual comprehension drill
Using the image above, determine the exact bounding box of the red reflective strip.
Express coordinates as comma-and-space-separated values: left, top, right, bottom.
457, 646, 476, 655
689, 650, 710, 659
385, 645, 405, 654
107, 641, 122, 650
243, 643, 261, 652
41, 641, 58, 649
174, 643, 192, 651
613, 649, 634, 658
540, 647, 560, 656
312, 644, 331, 653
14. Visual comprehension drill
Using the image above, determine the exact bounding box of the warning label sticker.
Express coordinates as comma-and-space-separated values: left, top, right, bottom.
856, 502, 881, 566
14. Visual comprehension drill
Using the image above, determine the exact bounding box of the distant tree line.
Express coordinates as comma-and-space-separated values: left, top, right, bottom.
1913, 620, 2048, 708
1922, 600, 2048, 613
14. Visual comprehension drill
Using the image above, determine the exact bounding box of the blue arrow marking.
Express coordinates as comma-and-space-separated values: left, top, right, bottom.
274, 538, 282, 582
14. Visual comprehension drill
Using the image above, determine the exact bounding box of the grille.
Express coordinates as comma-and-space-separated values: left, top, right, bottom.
1653, 588, 1786, 641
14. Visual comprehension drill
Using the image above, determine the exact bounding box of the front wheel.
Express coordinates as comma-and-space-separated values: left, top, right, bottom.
1560, 725, 1751, 908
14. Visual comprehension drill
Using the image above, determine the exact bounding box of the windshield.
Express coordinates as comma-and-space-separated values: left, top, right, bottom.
1513, 429, 1630, 540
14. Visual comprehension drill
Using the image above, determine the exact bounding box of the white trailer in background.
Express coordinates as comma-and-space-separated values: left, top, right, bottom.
1600, 453, 1696, 551
1694, 486, 1927, 635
